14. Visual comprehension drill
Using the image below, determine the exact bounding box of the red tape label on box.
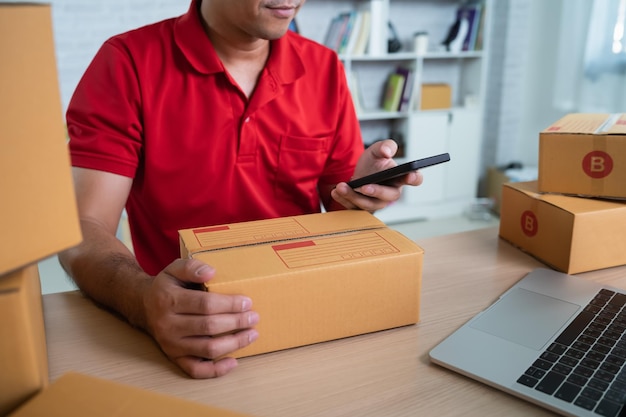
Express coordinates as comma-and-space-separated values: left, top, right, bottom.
272, 232, 399, 268
193, 218, 309, 248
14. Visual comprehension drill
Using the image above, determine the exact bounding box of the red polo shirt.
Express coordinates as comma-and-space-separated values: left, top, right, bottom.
67, 0, 363, 275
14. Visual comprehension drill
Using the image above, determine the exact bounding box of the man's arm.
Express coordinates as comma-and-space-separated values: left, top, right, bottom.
58, 167, 259, 378
59, 167, 150, 326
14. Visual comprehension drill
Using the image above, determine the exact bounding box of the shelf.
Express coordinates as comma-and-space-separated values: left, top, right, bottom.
340, 51, 484, 62
422, 51, 484, 59
357, 110, 408, 120
357, 107, 477, 121
307, 0, 491, 222
340, 52, 417, 62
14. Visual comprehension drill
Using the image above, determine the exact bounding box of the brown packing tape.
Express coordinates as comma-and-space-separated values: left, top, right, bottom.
589, 134, 608, 197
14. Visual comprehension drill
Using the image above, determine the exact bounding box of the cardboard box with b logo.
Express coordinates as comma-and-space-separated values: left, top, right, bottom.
498, 113, 626, 274
538, 113, 626, 199
498, 181, 626, 274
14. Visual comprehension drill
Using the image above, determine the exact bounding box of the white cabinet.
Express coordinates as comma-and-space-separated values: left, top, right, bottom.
404, 112, 449, 205
378, 109, 482, 223
299, 0, 491, 223
446, 109, 482, 201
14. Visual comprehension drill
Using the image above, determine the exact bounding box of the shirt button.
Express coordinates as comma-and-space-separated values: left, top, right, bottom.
244, 117, 250, 123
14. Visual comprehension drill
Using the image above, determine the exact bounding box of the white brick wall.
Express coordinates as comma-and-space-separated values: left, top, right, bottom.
26, 0, 187, 110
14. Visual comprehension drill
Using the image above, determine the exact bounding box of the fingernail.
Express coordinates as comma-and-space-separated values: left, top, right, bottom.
195, 264, 214, 276
241, 297, 252, 311
362, 185, 375, 195
248, 311, 260, 326
248, 330, 259, 343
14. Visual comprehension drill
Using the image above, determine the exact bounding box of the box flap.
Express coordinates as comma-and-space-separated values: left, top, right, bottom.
505, 182, 626, 214
542, 113, 626, 135
9, 372, 250, 417
179, 210, 385, 256
0, 4, 82, 275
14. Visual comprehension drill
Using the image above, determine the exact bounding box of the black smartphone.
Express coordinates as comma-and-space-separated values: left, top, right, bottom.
347, 152, 450, 189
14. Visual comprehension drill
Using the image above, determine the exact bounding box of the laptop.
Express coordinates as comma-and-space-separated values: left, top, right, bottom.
429, 268, 626, 417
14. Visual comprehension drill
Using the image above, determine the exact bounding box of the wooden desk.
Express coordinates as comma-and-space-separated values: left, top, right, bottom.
43, 228, 626, 416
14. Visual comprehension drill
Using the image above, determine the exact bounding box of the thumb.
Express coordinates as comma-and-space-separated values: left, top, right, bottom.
370, 139, 398, 160
163, 258, 216, 286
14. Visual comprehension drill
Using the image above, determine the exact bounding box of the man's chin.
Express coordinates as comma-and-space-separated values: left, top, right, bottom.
260, 27, 291, 40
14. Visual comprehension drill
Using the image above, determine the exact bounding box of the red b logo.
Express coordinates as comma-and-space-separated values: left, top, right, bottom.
521, 210, 538, 237
582, 151, 613, 179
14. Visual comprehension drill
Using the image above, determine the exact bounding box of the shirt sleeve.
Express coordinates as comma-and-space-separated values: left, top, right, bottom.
66, 38, 144, 178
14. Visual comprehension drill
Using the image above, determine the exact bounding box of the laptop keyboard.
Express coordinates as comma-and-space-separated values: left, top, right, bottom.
517, 289, 626, 417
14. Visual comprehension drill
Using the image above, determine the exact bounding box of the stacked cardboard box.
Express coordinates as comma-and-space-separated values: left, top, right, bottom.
538, 113, 626, 199
2, 3, 251, 416
499, 113, 626, 274
0, 3, 82, 413
179, 210, 424, 358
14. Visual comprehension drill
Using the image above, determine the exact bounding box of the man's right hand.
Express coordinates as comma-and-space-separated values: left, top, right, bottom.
142, 258, 259, 379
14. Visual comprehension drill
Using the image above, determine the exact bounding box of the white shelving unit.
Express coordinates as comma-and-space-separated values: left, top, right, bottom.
300, 0, 491, 223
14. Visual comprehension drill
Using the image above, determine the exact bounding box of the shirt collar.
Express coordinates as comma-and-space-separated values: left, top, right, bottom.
173, 0, 305, 84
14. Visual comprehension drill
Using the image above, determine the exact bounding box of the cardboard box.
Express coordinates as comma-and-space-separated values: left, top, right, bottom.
538, 113, 626, 199
420, 83, 451, 110
179, 210, 423, 358
0, 3, 82, 414
486, 167, 510, 215
0, 265, 48, 416
0, 3, 82, 276
486, 165, 538, 214
9, 372, 251, 417
499, 181, 626, 274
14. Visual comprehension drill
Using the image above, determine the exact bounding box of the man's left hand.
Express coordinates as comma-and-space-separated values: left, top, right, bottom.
331, 139, 423, 212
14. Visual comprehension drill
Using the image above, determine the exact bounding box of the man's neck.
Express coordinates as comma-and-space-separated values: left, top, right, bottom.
199, 3, 270, 97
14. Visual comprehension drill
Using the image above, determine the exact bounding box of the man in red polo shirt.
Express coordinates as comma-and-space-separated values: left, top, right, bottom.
59, 0, 423, 379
